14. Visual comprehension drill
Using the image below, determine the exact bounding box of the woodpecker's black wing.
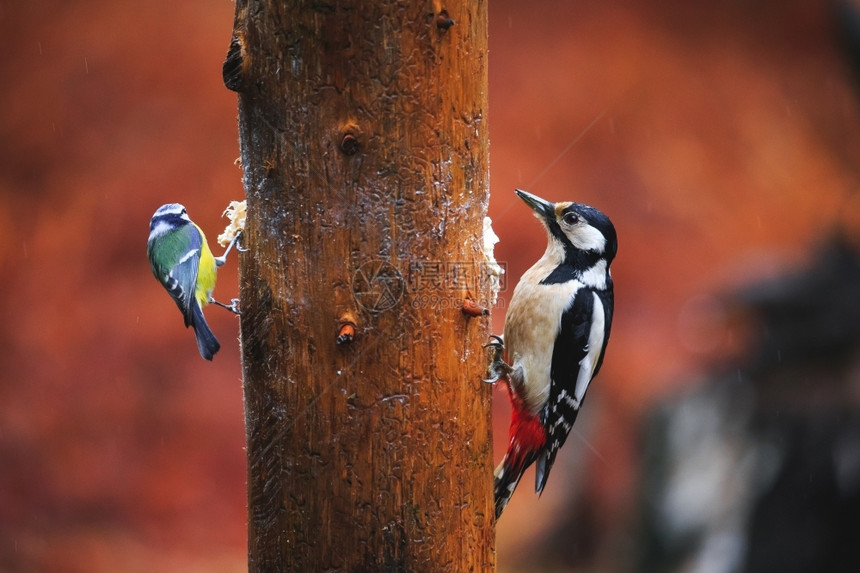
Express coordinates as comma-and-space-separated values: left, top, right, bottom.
592, 286, 613, 379
535, 285, 602, 494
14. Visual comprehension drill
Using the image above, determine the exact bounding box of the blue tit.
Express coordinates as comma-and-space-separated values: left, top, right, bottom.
147, 203, 238, 360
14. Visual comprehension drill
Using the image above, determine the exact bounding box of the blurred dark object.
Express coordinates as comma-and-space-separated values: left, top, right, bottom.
740, 235, 860, 375
633, 235, 860, 573
837, 0, 860, 84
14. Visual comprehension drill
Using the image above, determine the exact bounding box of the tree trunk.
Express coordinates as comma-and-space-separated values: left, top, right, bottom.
225, 1, 493, 570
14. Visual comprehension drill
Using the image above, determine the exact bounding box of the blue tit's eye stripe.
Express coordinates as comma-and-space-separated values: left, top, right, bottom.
149, 218, 174, 235
149, 211, 192, 236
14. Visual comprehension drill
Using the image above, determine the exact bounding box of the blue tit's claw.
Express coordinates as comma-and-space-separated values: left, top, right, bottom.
211, 297, 241, 315
215, 232, 243, 266
236, 230, 249, 252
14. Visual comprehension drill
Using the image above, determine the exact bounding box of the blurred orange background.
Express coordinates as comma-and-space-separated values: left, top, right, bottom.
3, 1, 860, 571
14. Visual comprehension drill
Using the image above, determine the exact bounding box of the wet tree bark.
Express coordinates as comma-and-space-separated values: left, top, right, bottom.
224, 1, 493, 570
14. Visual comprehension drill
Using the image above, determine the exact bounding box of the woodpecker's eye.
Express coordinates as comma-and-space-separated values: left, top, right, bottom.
562, 212, 579, 226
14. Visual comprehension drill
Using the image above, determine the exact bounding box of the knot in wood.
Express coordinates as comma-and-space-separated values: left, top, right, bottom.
340, 133, 360, 156
436, 10, 455, 30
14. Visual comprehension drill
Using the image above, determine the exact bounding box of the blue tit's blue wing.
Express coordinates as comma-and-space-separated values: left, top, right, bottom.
164, 226, 203, 326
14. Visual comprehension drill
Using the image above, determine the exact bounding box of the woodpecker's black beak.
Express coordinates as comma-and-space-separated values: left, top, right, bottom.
515, 189, 555, 220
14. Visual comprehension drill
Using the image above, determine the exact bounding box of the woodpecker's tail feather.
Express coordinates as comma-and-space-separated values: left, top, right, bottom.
534, 450, 554, 495
190, 302, 220, 360
494, 453, 534, 519
494, 407, 546, 518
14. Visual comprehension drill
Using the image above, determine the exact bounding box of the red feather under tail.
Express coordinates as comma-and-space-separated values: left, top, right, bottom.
494, 383, 546, 519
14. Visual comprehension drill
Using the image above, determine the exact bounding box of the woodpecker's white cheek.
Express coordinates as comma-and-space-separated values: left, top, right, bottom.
568, 224, 606, 252
580, 259, 607, 289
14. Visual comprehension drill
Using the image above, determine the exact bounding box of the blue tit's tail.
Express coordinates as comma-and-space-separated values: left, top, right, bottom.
190, 302, 220, 360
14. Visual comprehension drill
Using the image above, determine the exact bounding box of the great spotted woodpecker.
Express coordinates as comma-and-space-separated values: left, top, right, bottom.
486, 189, 617, 518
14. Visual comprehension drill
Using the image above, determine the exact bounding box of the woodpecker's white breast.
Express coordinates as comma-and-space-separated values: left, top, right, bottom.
504, 260, 583, 414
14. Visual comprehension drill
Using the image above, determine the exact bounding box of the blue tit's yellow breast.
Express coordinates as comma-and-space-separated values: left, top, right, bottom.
193, 223, 218, 307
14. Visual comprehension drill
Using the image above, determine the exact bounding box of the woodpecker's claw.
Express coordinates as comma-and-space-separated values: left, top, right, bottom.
483, 334, 504, 348
483, 334, 512, 383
